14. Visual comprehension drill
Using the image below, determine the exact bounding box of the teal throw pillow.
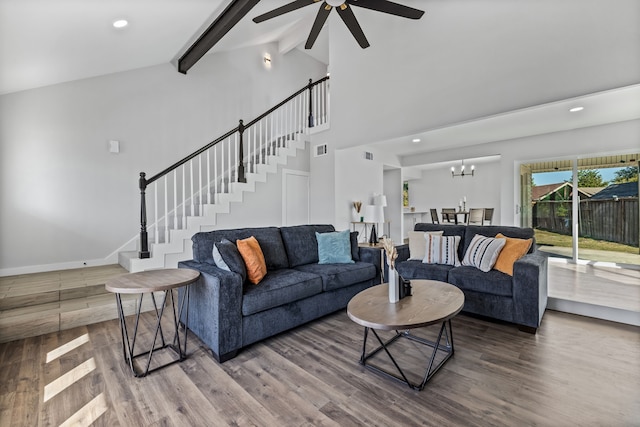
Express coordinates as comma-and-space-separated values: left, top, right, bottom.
316, 230, 354, 264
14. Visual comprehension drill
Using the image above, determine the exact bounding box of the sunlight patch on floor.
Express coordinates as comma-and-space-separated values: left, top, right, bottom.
43, 357, 96, 402
59, 393, 108, 427
45, 333, 89, 363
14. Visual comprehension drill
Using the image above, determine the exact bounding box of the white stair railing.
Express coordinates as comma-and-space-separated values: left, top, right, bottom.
137, 76, 330, 256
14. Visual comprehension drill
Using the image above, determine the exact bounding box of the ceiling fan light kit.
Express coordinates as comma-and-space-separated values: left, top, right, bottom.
253, 0, 425, 49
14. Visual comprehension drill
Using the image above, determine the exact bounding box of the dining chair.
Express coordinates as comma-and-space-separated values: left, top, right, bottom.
467, 208, 484, 225
442, 208, 457, 224
430, 208, 440, 224
483, 208, 494, 225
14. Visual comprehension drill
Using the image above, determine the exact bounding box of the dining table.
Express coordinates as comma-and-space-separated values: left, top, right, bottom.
442, 210, 469, 225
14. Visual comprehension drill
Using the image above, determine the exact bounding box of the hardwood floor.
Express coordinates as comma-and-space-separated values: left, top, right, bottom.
548, 260, 640, 312
1, 308, 638, 426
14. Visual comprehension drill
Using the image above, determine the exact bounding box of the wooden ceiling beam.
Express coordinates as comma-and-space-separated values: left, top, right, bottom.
178, 0, 261, 74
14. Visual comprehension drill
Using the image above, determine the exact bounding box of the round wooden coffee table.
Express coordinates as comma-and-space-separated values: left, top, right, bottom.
106, 268, 200, 377
347, 279, 464, 390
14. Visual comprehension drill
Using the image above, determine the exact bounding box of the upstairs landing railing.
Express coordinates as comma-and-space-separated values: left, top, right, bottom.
138, 77, 330, 258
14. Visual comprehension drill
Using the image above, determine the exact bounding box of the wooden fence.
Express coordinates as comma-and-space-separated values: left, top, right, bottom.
533, 198, 639, 246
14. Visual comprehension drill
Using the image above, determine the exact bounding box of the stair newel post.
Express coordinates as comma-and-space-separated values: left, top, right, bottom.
237, 119, 247, 183
307, 78, 315, 128
138, 172, 151, 259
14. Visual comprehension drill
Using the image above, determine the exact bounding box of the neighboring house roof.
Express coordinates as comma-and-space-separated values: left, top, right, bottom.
574, 187, 606, 198
532, 183, 607, 201
532, 183, 570, 201
590, 182, 639, 200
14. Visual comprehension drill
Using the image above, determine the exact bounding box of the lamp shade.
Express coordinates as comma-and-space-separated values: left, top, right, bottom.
374, 194, 387, 207
364, 205, 384, 223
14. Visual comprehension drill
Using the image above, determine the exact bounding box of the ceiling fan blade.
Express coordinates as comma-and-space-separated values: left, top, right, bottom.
351, 0, 425, 19
305, 3, 332, 49
253, 0, 318, 23
336, 4, 370, 48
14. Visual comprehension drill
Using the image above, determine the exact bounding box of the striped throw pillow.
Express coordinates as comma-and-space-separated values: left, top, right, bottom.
462, 234, 506, 272
422, 235, 461, 266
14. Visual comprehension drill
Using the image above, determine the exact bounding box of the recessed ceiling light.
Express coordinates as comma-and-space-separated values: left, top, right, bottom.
412, 138, 421, 143
113, 19, 128, 29
569, 106, 584, 112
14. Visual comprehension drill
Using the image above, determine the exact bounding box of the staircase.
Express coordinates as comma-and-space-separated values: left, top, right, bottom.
118, 77, 330, 273
118, 135, 308, 272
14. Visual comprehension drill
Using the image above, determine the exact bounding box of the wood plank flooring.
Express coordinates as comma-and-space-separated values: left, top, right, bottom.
1, 309, 638, 426
0, 265, 161, 343
548, 260, 640, 311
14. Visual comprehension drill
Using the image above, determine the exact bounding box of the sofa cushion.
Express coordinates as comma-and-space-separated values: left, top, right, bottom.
212, 239, 247, 282
448, 266, 513, 297
280, 224, 336, 267
294, 262, 376, 291
462, 234, 506, 272
465, 225, 535, 254
423, 234, 461, 266
493, 233, 533, 276
241, 269, 323, 316
237, 236, 267, 285
395, 260, 453, 282
316, 230, 354, 264
407, 230, 444, 260
193, 227, 289, 270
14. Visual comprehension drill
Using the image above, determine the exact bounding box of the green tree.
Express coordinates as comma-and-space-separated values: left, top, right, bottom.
577, 169, 607, 187
613, 166, 639, 183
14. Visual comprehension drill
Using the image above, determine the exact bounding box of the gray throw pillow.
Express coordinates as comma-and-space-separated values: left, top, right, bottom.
212, 239, 247, 282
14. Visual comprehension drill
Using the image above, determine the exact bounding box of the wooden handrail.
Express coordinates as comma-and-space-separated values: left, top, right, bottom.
138, 76, 329, 258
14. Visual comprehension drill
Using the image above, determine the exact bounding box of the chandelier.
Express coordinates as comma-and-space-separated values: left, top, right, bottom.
451, 160, 475, 178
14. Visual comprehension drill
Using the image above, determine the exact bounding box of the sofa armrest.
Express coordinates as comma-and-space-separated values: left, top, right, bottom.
178, 260, 244, 362
358, 246, 382, 283
512, 251, 548, 330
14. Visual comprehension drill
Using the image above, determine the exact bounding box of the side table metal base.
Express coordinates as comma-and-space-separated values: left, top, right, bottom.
115, 286, 190, 377
359, 319, 454, 391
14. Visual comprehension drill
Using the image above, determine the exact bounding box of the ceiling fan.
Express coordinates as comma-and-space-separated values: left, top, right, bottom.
253, 0, 425, 49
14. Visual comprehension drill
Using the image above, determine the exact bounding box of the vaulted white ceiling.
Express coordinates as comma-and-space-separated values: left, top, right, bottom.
0, 0, 330, 95
1, 0, 639, 157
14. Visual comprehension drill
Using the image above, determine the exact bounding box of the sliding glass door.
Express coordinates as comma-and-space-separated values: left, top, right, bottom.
523, 153, 639, 266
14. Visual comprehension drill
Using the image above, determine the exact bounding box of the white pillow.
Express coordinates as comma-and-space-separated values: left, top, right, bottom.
422, 234, 461, 266
408, 230, 444, 260
462, 234, 506, 272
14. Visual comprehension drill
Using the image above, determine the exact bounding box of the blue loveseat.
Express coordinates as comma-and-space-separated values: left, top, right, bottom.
178, 225, 381, 362
395, 223, 548, 332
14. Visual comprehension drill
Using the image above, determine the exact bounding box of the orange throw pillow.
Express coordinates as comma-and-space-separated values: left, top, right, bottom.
236, 236, 267, 284
493, 233, 533, 276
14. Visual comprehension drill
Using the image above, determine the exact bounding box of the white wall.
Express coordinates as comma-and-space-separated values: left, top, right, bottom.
403, 119, 640, 226
325, 0, 640, 150
334, 146, 383, 235
406, 158, 502, 226
383, 168, 403, 243
0, 44, 327, 272
309, 132, 335, 225
209, 143, 311, 230
309, 0, 640, 233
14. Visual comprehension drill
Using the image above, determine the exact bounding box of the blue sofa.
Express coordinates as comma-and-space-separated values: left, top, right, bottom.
178, 225, 381, 362
395, 223, 548, 333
